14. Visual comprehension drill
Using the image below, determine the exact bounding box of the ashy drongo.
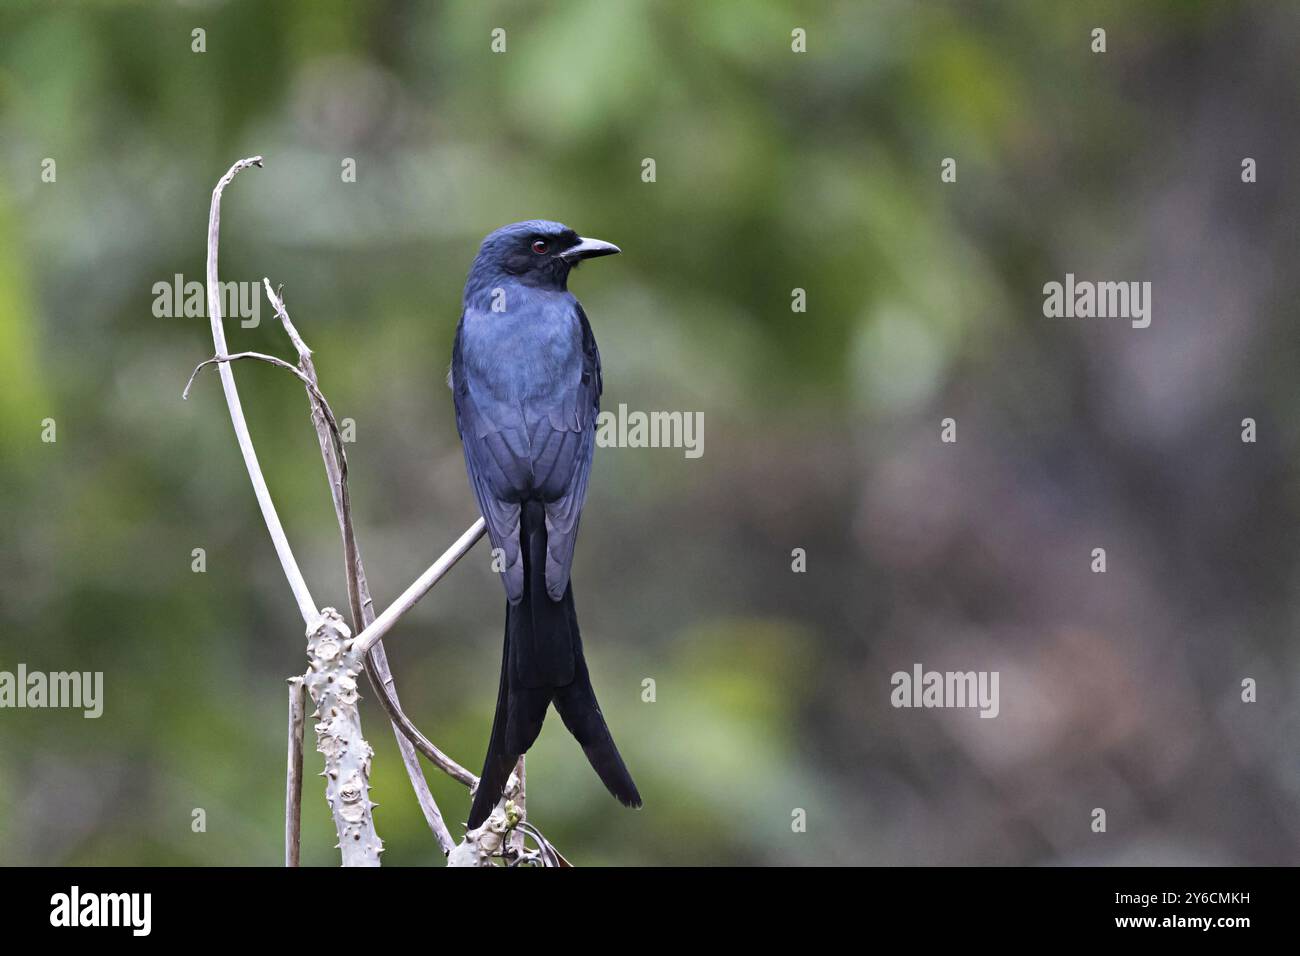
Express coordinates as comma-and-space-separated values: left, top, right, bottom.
451, 220, 641, 829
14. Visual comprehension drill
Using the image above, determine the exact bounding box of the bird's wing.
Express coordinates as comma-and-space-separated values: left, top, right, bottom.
453, 298, 602, 604
541, 300, 602, 600
452, 317, 525, 602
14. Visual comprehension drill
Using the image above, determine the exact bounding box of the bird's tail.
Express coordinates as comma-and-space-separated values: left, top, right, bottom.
466, 502, 641, 830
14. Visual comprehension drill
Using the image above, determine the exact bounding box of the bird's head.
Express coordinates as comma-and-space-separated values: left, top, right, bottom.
467, 220, 620, 295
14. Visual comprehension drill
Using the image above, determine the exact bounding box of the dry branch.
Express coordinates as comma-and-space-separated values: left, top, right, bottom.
285, 675, 305, 867
353, 518, 487, 658
202, 157, 317, 624
263, 279, 459, 853
199, 156, 380, 864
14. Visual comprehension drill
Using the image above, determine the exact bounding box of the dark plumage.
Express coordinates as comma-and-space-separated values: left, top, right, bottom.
451, 220, 641, 829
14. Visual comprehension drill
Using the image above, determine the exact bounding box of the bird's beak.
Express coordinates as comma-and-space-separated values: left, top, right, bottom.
560, 237, 621, 262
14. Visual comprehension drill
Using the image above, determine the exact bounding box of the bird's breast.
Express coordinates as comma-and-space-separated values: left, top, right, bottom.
460, 293, 583, 404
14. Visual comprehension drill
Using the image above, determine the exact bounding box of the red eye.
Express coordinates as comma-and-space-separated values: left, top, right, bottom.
531, 239, 548, 254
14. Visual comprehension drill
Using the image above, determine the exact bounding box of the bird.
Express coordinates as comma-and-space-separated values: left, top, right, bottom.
451, 219, 642, 830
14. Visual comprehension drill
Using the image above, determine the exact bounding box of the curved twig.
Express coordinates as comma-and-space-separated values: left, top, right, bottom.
262, 280, 477, 839
513, 821, 564, 867
201, 156, 317, 623
184, 351, 339, 427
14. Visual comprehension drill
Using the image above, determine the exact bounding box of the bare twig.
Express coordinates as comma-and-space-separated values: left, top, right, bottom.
513, 821, 568, 867
202, 156, 317, 624
368, 659, 478, 788
285, 676, 305, 867
354, 518, 487, 657
183, 351, 341, 422
366, 648, 457, 850
201, 157, 379, 865
187, 335, 482, 793
263, 279, 460, 852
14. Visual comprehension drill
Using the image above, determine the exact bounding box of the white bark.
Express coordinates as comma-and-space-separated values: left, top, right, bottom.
303, 608, 383, 866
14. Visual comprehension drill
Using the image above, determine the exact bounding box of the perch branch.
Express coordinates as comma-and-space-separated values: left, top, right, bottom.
263, 279, 458, 852
447, 786, 520, 867
187, 288, 483, 790
201, 157, 379, 865
446, 771, 567, 867
285, 676, 305, 866
353, 517, 487, 657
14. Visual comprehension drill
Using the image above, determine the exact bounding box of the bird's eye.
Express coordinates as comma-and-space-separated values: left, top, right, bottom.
531, 239, 548, 254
